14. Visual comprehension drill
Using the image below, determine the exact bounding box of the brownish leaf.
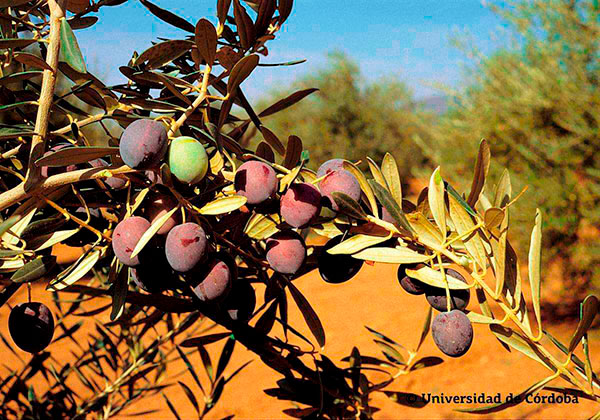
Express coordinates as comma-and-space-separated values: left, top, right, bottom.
467, 139, 490, 207
13, 52, 52, 71
255, 0, 276, 36
283, 135, 302, 169
227, 53, 259, 95
259, 88, 318, 118
217, 0, 233, 26
278, 0, 294, 26
136, 40, 194, 70
139, 0, 195, 33
195, 18, 217, 66
256, 141, 275, 162
260, 126, 285, 155
233, 0, 256, 50
285, 279, 326, 348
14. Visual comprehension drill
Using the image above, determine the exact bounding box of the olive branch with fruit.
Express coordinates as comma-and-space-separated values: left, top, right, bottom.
0, 0, 599, 418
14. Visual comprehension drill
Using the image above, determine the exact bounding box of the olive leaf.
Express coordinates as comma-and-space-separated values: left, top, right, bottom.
59, 18, 86, 73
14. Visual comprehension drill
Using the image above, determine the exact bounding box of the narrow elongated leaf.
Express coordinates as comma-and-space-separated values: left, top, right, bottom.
0, 71, 43, 86
199, 195, 247, 215
445, 181, 477, 217
233, 0, 256, 49
47, 249, 101, 291
13, 52, 53, 71
130, 206, 179, 259
260, 126, 285, 155
278, 0, 293, 25
374, 340, 405, 365
467, 311, 501, 324
366, 157, 387, 189
407, 212, 444, 248
494, 168, 512, 208
10, 256, 56, 283
353, 247, 430, 264
344, 161, 378, 217
416, 306, 432, 352
327, 234, 391, 255
568, 295, 600, 352
28, 229, 78, 251
178, 381, 199, 415
369, 180, 414, 235
180, 333, 231, 347
448, 195, 487, 271
456, 374, 555, 414
195, 19, 217, 66
162, 393, 182, 420
0, 215, 21, 237
0, 39, 37, 49
110, 264, 128, 321
259, 88, 318, 118
283, 135, 302, 169
60, 19, 86, 73
227, 54, 259, 94
175, 346, 204, 392
217, 0, 233, 26
136, 40, 193, 70
428, 167, 446, 241
139, 0, 195, 33
256, 141, 275, 162
381, 153, 402, 206
216, 336, 236, 380
35, 146, 118, 167
528, 209, 542, 336
244, 213, 280, 240
332, 192, 367, 220
255, 0, 276, 36
286, 279, 325, 348
490, 324, 553, 371
406, 266, 471, 290
467, 139, 490, 207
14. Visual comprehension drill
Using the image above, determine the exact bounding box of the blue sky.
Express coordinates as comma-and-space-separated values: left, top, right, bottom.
76, 0, 511, 100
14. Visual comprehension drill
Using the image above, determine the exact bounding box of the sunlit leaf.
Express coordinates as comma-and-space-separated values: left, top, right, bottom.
352, 246, 430, 264
381, 152, 402, 206
199, 195, 247, 215
428, 167, 446, 241
59, 18, 86, 73
327, 234, 391, 255
10, 256, 56, 283
47, 249, 101, 291
344, 161, 378, 217
467, 139, 490, 207
568, 295, 599, 353
528, 209, 542, 337
405, 266, 471, 290
130, 206, 180, 259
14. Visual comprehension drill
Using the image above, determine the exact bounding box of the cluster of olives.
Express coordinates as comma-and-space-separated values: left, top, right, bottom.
398, 265, 474, 358
7, 121, 383, 353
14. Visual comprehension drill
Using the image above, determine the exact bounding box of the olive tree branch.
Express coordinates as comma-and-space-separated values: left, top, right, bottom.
25, 0, 68, 189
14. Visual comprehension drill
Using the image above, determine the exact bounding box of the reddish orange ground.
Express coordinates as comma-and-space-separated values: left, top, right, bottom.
2, 257, 600, 419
